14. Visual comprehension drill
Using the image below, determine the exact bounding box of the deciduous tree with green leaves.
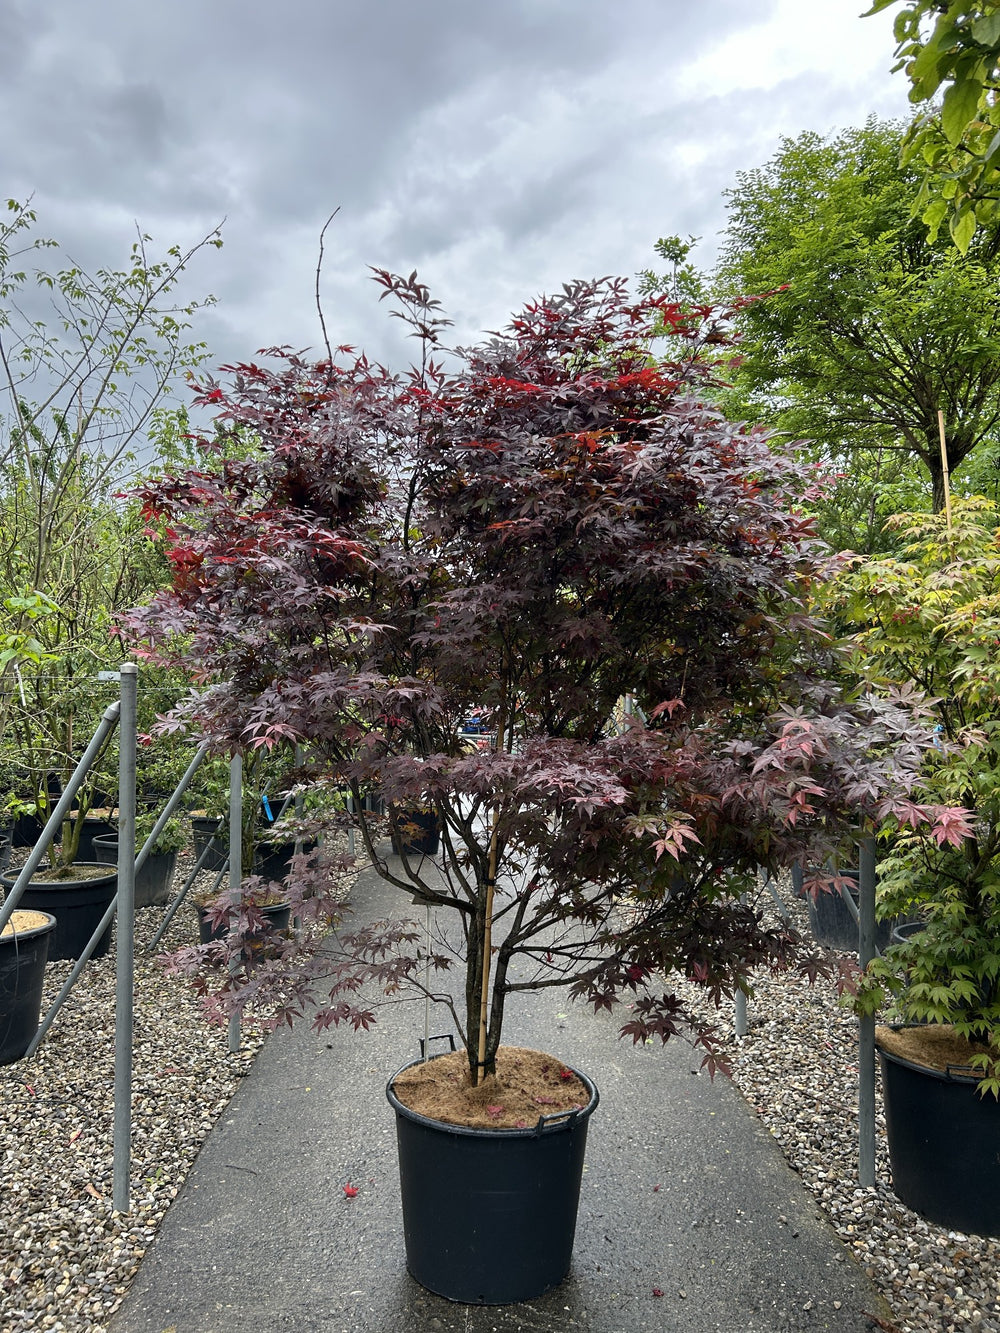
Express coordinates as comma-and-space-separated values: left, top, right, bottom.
868, 0, 1000, 252
714, 118, 1000, 541
0, 198, 221, 865
828, 497, 1000, 1087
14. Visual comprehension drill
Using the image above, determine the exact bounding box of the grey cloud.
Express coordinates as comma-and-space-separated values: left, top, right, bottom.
0, 0, 913, 377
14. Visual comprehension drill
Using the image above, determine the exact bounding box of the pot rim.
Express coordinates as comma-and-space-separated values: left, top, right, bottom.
0, 909, 57, 942
876, 1023, 988, 1086
0, 862, 118, 888
386, 1051, 600, 1139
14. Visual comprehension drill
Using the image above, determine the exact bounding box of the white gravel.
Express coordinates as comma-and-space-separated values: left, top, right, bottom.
2, 862, 998, 1332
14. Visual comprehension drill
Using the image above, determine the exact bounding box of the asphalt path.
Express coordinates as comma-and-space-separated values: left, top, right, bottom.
109, 854, 890, 1333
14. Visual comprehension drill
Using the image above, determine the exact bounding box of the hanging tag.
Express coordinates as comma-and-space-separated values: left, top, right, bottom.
261, 794, 275, 822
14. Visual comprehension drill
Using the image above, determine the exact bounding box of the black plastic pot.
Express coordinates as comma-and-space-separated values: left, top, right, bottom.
92, 834, 177, 909
386, 1055, 599, 1304
0, 865, 117, 961
806, 870, 895, 954
0, 834, 10, 874
196, 898, 291, 945
890, 919, 926, 947
390, 806, 440, 856
0, 909, 57, 1063
190, 815, 228, 872
72, 814, 116, 861
255, 837, 318, 884
879, 1028, 1000, 1238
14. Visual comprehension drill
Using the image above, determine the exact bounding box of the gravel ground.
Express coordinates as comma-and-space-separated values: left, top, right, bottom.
2, 862, 998, 1333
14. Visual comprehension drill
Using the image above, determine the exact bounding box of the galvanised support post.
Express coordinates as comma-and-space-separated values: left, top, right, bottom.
858, 834, 877, 1188
228, 753, 243, 1054
0, 701, 121, 932
734, 890, 749, 1038
113, 664, 138, 1213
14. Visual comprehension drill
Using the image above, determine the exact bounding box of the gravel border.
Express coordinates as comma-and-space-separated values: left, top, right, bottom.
2, 865, 998, 1332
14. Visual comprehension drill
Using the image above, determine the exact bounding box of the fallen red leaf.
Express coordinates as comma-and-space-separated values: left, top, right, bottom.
652, 1288, 664, 1298
343, 1183, 358, 1198
486, 1105, 504, 1118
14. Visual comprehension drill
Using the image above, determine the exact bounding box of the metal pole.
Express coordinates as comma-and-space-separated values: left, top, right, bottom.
858, 835, 877, 1187
113, 664, 138, 1213
228, 753, 243, 1054
0, 702, 121, 932
133, 741, 210, 875
734, 890, 749, 1037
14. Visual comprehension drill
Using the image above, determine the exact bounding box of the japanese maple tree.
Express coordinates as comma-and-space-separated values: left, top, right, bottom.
125, 273, 968, 1082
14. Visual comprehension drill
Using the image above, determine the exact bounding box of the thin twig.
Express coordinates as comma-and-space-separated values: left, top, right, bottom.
315, 208, 341, 364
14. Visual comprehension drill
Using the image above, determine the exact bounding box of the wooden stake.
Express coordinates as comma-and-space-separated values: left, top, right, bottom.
937, 409, 953, 539
475, 702, 507, 1086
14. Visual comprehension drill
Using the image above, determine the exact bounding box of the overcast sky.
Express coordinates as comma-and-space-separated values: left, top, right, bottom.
3, 0, 913, 380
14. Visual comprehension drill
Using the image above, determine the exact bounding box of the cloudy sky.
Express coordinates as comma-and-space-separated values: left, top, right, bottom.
3, 0, 913, 379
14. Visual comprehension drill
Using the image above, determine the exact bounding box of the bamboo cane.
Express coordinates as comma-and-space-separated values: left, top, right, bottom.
475, 701, 507, 1086
937, 409, 953, 539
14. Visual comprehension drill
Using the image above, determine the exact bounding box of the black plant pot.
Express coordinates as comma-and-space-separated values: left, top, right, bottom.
196, 898, 291, 945
190, 815, 228, 872
255, 838, 300, 884
890, 919, 927, 947
879, 1028, 1000, 1238
390, 806, 440, 856
92, 834, 177, 909
72, 814, 116, 861
386, 1056, 599, 1304
0, 909, 57, 1063
806, 870, 895, 954
0, 834, 10, 874
0, 865, 117, 961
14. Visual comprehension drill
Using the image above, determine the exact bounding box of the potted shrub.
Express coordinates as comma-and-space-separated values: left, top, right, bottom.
126, 274, 964, 1301
830, 498, 1000, 1236
91, 812, 187, 908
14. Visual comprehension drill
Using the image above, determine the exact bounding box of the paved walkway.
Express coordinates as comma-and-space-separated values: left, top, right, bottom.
109, 859, 890, 1333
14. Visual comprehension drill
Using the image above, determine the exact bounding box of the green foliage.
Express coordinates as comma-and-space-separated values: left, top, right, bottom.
0, 199, 221, 867
867, 0, 1000, 251
714, 118, 1000, 541
828, 497, 1000, 1076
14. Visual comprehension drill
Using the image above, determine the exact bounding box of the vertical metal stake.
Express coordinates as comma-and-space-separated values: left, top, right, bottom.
858, 835, 877, 1188
423, 901, 431, 1060
113, 664, 138, 1214
734, 891, 749, 1037
228, 753, 243, 1054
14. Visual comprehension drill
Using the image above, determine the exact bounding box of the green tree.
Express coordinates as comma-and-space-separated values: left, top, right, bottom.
868, 0, 1000, 251
713, 118, 1000, 546
0, 198, 221, 862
